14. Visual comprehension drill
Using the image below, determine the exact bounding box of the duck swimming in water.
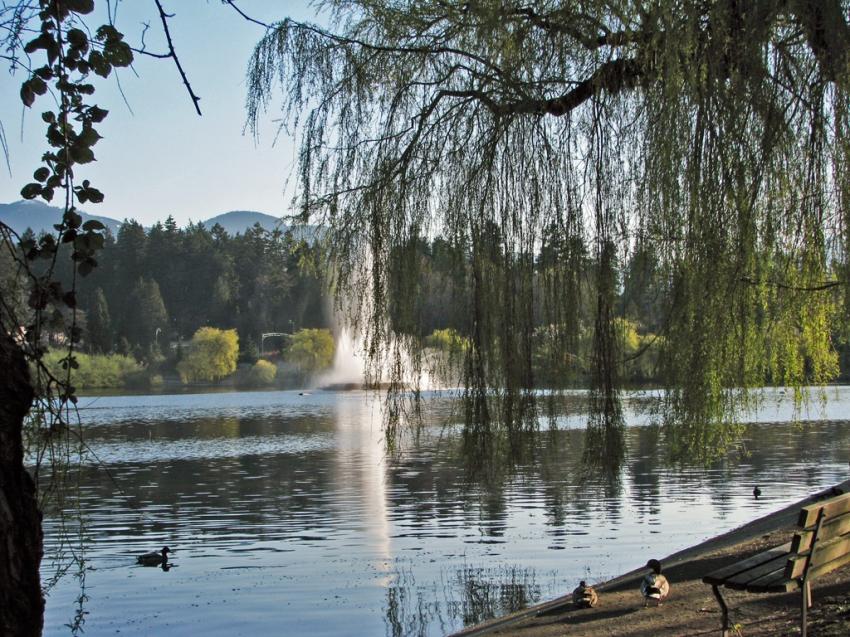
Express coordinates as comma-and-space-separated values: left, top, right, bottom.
641, 559, 670, 607
137, 546, 171, 566
572, 580, 598, 608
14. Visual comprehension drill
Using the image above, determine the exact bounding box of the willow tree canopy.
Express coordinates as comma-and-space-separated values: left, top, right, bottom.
246, 1, 850, 464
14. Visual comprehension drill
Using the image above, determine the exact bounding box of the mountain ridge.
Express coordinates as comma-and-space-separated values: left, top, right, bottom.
0, 200, 289, 237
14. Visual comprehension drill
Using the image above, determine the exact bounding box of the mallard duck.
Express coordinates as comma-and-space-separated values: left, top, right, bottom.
641, 559, 670, 607
137, 546, 171, 566
572, 580, 598, 608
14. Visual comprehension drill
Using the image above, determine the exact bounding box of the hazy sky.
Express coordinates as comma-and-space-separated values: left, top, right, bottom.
0, 1, 318, 226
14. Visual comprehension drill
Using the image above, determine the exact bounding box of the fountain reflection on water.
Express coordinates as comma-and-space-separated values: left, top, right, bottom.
39, 387, 850, 636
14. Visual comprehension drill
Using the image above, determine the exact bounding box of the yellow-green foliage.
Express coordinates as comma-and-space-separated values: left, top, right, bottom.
248, 359, 277, 386
177, 327, 239, 383
248, 4, 850, 466
425, 328, 467, 354
616, 318, 660, 383
41, 351, 142, 388
287, 328, 335, 374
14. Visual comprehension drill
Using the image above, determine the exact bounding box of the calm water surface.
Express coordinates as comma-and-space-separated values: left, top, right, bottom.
40, 388, 850, 636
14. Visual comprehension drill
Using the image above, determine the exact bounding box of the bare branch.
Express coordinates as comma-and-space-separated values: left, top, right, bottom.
500, 58, 643, 117
222, 0, 270, 30
153, 0, 201, 115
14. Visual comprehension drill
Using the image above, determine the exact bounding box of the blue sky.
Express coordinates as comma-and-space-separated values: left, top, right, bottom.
0, 1, 318, 226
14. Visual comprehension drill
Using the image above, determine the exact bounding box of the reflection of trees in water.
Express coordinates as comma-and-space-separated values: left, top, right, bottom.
451, 564, 541, 626
629, 425, 663, 520
383, 561, 548, 636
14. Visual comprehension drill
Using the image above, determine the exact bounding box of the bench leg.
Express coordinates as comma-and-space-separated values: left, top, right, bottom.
801, 580, 810, 637
711, 584, 730, 637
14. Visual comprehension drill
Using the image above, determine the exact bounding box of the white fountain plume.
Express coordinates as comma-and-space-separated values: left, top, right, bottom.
314, 326, 441, 391
314, 327, 367, 389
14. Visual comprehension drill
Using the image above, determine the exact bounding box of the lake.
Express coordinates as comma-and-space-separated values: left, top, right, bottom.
40, 387, 850, 636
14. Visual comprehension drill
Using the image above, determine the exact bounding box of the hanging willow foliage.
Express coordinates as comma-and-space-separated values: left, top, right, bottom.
246, 1, 850, 467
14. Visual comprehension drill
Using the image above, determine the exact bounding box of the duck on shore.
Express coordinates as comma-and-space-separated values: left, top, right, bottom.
640, 559, 670, 607
572, 580, 599, 608
137, 546, 171, 566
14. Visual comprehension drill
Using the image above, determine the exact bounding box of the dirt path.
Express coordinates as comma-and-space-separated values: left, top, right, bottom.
452, 482, 850, 637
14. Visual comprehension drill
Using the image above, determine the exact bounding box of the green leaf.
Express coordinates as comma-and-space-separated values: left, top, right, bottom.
20, 83, 35, 107
70, 145, 95, 164
33, 167, 50, 182
88, 106, 109, 123
66, 0, 95, 14
47, 126, 64, 147
65, 210, 83, 229
28, 288, 48, 310
21, 183, 42, 199
79, 126, 102, 147
86, 187, 104, 204
95, 25, 121, 42
104, 41, 133, 67
41, 111, 56, 123
82, 219, 105, 231
24, 32, 54, 55
34, 66, 53, 80
88, 232, 105, 250
88, 50, 111, 78
30, 76, 47, 95
78, 259, 94, 277
67, 29, 89, 51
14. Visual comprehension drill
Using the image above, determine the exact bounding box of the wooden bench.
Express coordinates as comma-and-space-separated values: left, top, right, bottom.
702, 490, 850, 637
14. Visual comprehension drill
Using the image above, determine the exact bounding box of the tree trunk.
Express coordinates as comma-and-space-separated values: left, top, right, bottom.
0, 331, 43, 637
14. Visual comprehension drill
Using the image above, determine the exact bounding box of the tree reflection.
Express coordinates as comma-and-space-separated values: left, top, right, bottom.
384, 562, 546, 636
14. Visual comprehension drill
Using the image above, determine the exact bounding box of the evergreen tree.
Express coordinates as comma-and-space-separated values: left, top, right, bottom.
122, 277, 169, 357
86, 287, 112, 354
111, 220, 148, 332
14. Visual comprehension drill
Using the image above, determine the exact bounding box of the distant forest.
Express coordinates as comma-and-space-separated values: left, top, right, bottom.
3, 217, 328, 363
4, 216, 850, 386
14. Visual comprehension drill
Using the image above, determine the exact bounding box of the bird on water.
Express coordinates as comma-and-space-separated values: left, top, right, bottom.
572, 580, 599, 608
753, 485, 762, 499
137, 546, 171, 566
641, 559, 670, 607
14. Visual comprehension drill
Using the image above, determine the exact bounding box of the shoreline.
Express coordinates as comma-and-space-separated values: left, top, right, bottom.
452, 479, 850, 637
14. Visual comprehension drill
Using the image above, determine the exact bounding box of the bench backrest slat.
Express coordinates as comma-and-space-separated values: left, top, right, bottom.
797, 492, 850, 528
799, 550, 850, 584
702, 543, 792, 585
785, 535, 850, 579
791, 509, 850, 554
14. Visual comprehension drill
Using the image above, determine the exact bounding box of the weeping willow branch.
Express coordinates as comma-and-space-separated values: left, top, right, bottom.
740, 276, 845, 292
246, 0, 850, 469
